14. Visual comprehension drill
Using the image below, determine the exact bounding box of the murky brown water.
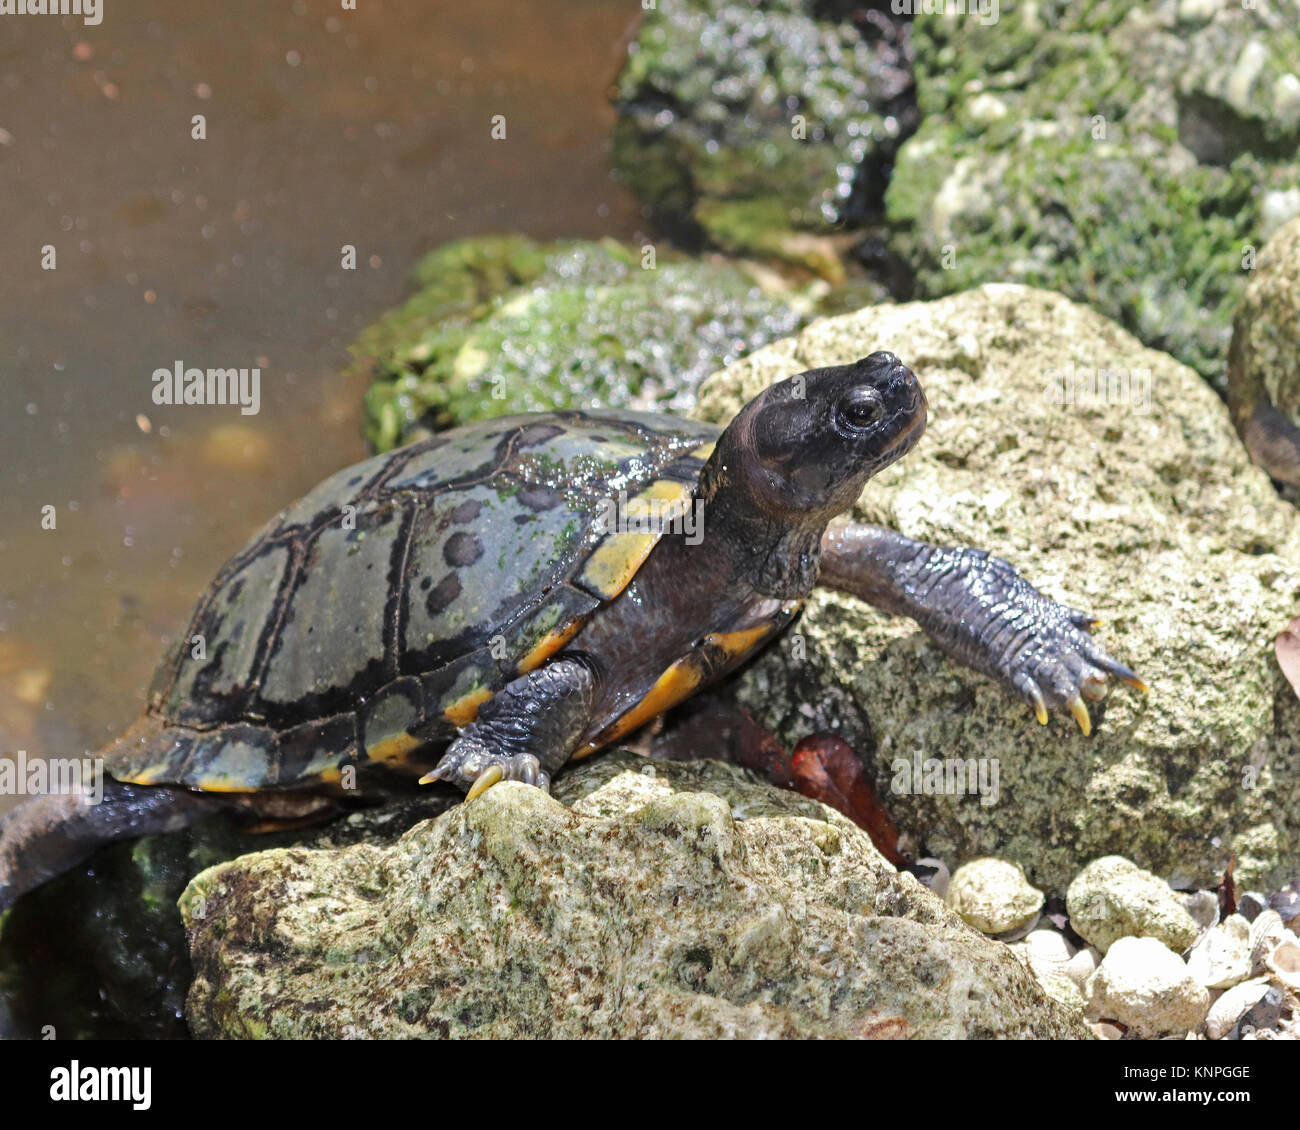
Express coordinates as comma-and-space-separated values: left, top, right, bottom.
0, 0, 645, 809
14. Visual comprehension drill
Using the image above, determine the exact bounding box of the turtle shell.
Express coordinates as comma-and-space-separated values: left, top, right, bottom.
104, 410, 720, 793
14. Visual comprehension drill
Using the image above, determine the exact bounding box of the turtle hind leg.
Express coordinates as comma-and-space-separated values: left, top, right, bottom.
0, 780, 218, 912
421, 655, 601, 799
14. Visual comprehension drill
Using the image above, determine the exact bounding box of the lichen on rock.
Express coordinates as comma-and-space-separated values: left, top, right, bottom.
180, 753, 1088, 1039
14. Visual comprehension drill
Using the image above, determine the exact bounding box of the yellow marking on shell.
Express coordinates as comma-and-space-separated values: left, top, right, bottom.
365, 731, 424, 766
579, 479, 693, 599
119, 763, 171, 786
516, 618, 585, 675
466, 764, 504, 800
579, 531, 659, 599
318, 767, 343, 786
688, 441, 716, 460
191, 776, 260, 794
702, 623, 779, 660
572, 654, 703, 759
443, 686, 493, 726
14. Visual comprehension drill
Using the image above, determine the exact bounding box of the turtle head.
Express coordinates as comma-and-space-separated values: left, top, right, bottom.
711, 352, 927, 529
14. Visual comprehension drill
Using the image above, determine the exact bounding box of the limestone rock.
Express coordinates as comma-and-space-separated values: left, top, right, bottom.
180, 753, 1088, 1039
945, 858, 1043, 935
1086, 936, 1211, 1037
1067, 856, 1201, 955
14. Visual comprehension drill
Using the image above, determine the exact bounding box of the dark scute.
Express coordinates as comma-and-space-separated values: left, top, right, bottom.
516, 423, 565, 449
444, 531, 485, 567
451, 499, 482, 524
425, 572, 462, 617
517, 484, 562, 512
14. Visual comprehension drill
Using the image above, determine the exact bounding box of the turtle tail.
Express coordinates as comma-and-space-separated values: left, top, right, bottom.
0, 780, 214, 912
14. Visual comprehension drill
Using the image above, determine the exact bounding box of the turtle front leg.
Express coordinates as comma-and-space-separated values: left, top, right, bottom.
420, 655, 601, 799
817, 522, 1146, 733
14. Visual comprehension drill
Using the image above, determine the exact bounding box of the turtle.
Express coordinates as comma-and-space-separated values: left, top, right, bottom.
0, 352, 1144, 910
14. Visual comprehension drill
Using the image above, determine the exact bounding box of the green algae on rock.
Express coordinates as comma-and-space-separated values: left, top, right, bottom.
887, 0, 1300, 391
180, 752, 1089, 1039
695, 284, 1300, 893
1228, 215, 1300, 493
612, 0, 917, 276
352, 236, 808, 453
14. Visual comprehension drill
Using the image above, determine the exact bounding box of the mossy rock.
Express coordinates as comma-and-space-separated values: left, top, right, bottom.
886, 0, 1300, 393
352, 236, 813, 453
611, 0, 917, 275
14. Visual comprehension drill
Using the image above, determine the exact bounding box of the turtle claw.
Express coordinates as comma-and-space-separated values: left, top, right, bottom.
978, 581, 1144, 735
465, 765, 504, 801
1067, 694, 1092, 737
421, 741, 551, 799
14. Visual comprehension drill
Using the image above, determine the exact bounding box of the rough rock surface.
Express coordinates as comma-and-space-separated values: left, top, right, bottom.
887, 0, 1300, 389
1228, 215, 1300, 491
612, 0, 917, 274
1085, 935, 1211, 1037
180, 753, 1089, 1039
696, 285, 1300, 891
0, 791, 457, 1039
945, 857, 1043, 935
352, 236, 809, 452
1067, 856, 1201, 955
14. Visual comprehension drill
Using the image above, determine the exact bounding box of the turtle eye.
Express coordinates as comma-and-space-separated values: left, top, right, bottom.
837, 388, 885, 432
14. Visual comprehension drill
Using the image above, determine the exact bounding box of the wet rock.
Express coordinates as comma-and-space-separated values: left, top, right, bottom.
0, 791, 457, 1040
697, 286, 1300, 892
946, 858, 1043, 936
1228, 215, 1300, 493
1067, 857, 1201, 956
181, 753, 1089, 1039
353, 237, 810, 452
1085, 936, 1211, 1038
1186, 914, 1252, 989
888, 0, 1300, 390
612, 0, 917, 275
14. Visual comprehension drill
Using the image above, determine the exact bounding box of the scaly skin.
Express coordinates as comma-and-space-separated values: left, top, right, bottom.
818, 522, 1146, 734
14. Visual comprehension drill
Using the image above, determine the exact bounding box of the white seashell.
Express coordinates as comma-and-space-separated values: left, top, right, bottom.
1249, 910, 1288, 974
1204, 978, 1271, 1040
1066, 945, 1101, 990
1264, 935, 1300, 993
1186, 914, 1252, 990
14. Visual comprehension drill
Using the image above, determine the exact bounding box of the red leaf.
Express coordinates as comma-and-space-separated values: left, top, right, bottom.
789, 733, 908, 867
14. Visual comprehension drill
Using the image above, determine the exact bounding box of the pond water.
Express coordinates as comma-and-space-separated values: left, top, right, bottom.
0, 0, 645, 810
